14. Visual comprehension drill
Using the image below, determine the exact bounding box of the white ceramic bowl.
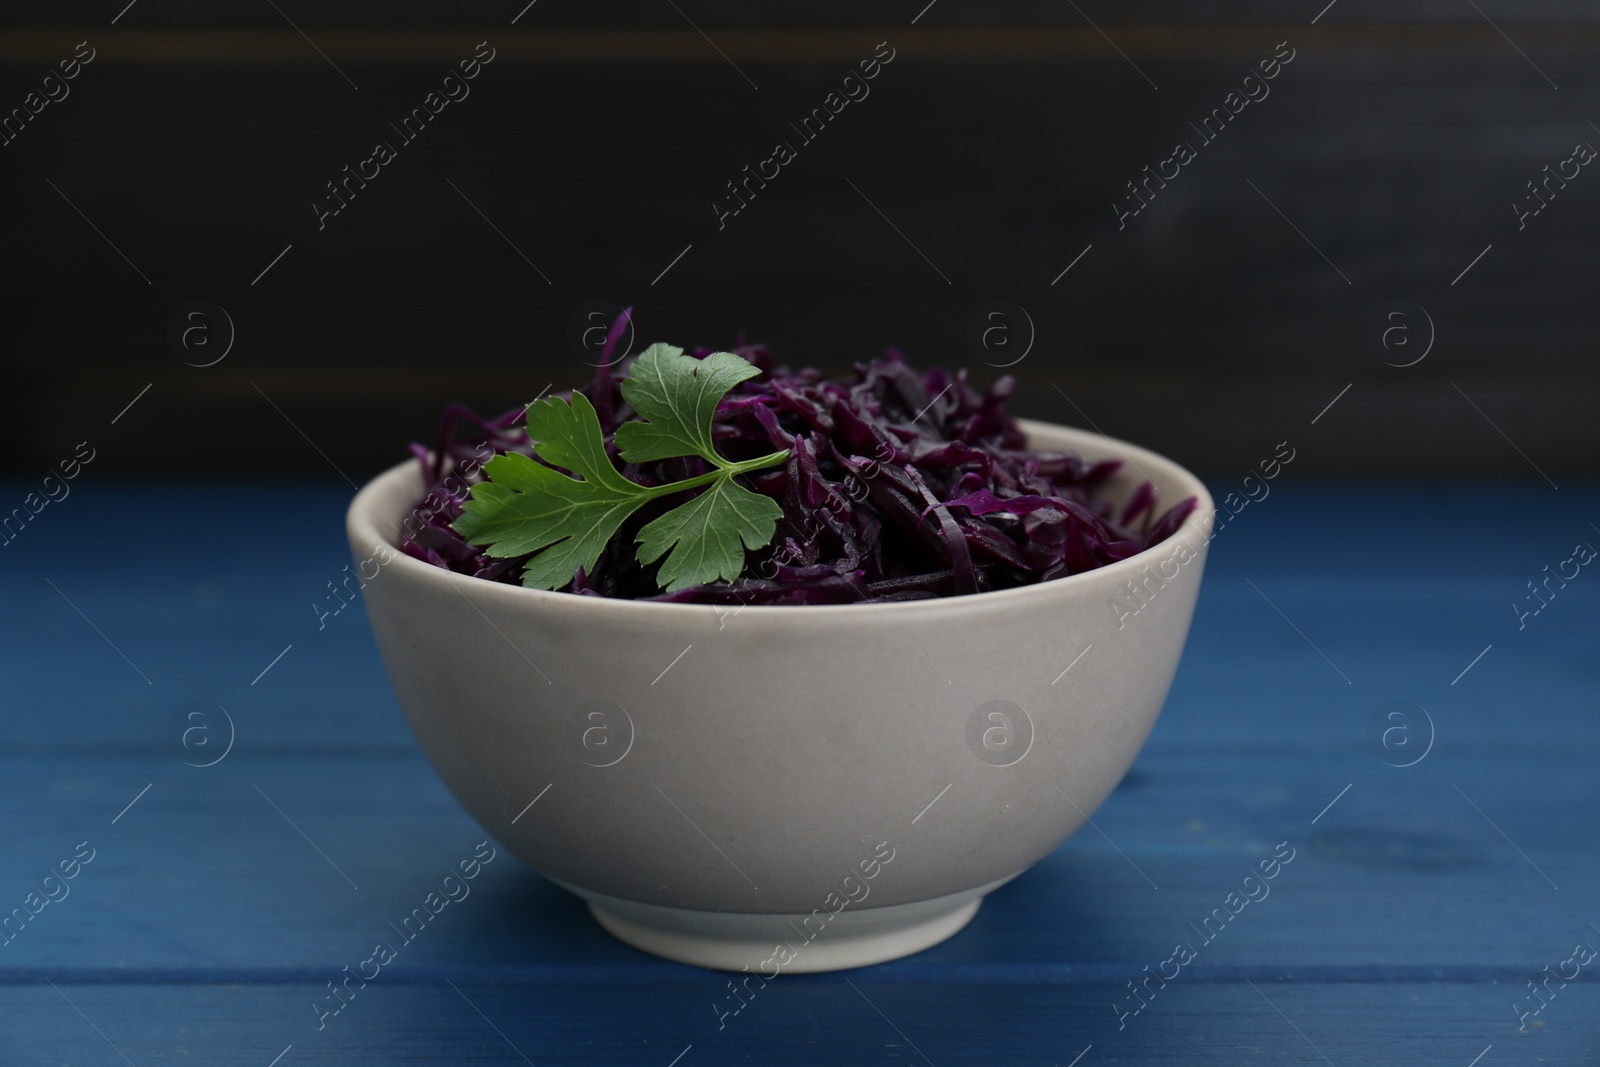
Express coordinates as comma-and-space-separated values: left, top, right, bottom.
347, 419, 1212, 973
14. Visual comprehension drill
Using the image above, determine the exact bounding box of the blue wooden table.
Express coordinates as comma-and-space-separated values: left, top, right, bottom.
2, 480, 1596, 1065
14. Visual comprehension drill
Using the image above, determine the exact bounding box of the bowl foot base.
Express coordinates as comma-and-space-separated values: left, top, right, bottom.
576, 883, 998, 973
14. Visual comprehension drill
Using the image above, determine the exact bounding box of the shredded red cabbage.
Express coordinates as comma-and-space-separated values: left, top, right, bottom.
398, 326, 1196, 604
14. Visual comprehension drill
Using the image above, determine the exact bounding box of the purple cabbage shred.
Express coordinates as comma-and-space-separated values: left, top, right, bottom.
399, 331, 1197, 604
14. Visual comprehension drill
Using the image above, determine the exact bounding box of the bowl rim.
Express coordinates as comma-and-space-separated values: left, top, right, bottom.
346, 416, 1216, 619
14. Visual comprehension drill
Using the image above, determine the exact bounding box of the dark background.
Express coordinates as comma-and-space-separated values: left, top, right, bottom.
2, 1, 1594, 482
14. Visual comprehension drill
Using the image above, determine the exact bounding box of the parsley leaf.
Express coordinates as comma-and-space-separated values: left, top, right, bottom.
635, 469, 785, 592
451, 345, 789, 593
451, 392, 657, 591
614, 344, 765, 463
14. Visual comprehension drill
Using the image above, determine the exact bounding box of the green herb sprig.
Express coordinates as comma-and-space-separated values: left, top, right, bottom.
451, 344, 789, 592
